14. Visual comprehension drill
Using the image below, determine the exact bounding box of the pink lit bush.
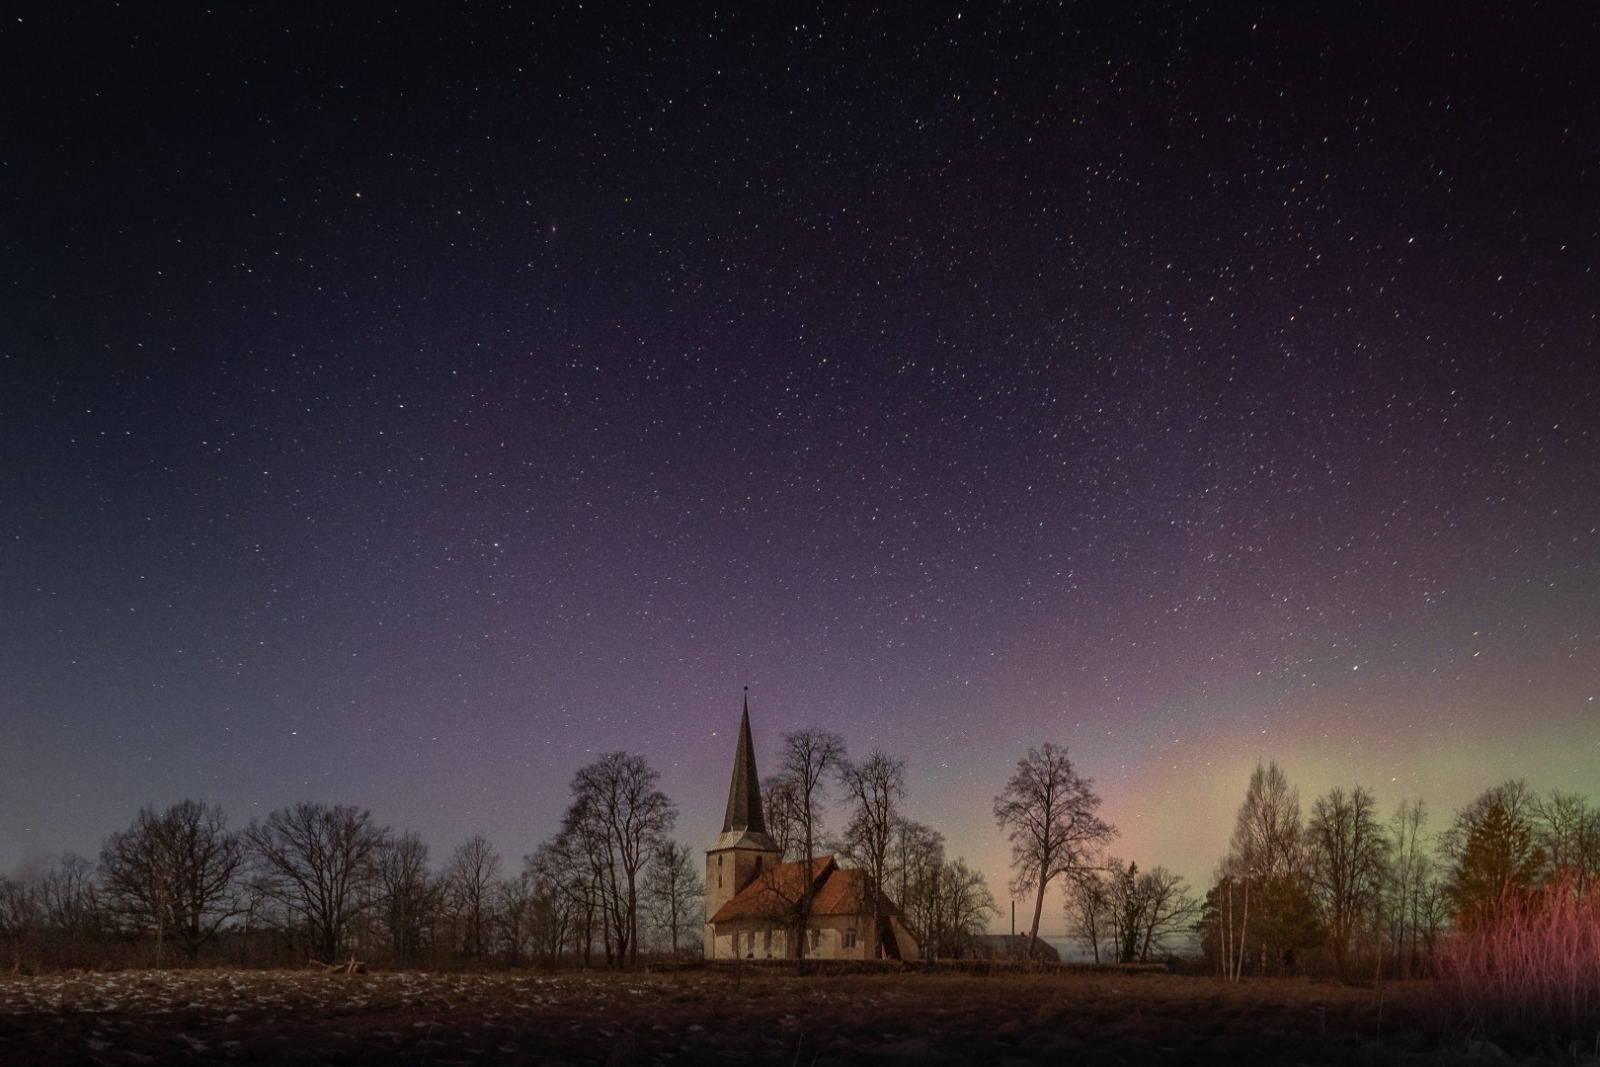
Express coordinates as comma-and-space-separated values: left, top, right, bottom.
1436, 880, 1600, 1050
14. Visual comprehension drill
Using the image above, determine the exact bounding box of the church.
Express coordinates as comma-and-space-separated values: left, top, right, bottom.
704, 699, 920, 961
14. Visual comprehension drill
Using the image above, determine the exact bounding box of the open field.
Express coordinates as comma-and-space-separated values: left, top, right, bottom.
0, 965, 1571, 1065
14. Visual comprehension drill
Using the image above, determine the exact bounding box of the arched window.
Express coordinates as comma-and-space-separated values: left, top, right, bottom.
843, 926, 858, 949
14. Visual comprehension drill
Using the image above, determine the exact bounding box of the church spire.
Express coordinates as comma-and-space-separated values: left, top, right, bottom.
721, 688, 767, 834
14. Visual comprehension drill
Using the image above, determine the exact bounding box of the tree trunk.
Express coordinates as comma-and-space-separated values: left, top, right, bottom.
1027, 879, 1046, 959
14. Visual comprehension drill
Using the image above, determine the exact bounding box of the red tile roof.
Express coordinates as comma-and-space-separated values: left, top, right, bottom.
709, 856, 898, 924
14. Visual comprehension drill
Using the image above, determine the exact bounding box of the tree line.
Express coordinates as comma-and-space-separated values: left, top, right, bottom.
0, 733, 1026, 971
1191, 762, 1600, 980
17, 738, 1565, 977
0, 752, 703, 972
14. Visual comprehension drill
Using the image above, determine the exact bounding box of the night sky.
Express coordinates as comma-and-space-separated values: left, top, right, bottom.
3, 3, 1597, 928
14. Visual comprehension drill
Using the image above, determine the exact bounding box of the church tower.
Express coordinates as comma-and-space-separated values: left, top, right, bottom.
704, 692, 784, 954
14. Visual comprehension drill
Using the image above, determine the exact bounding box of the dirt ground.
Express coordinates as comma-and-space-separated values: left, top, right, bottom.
0, 965, 1569, 1065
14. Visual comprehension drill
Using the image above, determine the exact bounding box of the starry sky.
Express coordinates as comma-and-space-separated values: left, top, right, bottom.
2, 3, 1597, 928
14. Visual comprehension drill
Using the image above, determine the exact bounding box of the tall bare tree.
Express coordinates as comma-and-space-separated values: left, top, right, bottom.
839, 749, 907, 957
765, 727, 846, 956
100, 800, 244, 964
1383, 798, 1439, 977
993, 743, 1115, 958
375, 830, 436, 964
442, 835, 502, 964
1230, 760, 1303, 881
1306, 784, 1389, 976
245, 802, 385, 961
566, 752, 677, 965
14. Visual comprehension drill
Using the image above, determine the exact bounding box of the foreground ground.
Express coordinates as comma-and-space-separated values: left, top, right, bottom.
0, 965, 1569, 1065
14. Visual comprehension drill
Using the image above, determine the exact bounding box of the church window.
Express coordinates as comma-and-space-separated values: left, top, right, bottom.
762, 928, 772, 954
843, 926, 858, 949
746, 930, 757, 956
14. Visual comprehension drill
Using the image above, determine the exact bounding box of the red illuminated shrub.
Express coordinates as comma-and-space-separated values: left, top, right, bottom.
1436, 879, 1600, 1050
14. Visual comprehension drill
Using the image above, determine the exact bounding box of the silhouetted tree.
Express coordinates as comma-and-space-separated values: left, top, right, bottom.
524, 840, 583, 964
839, 749, 907, 957
495, 869, 537, 967
769, 727, 846, 957
1533, 790, 1600, 893
993, 743, 1115, 958
100, 800, 244, 964
1231, 760, 1303, 881
1306, 784, 1389, 976
761, 775, 804, 860
245, 802, 385, 961
641, 840, 705, 954
1451, 799, 1545, 926
1383, 798, 1443, 977
565, 751, 677, 965
442, 835, 502, 963
375, 830, 436, 964
1067, 869, 1112, 963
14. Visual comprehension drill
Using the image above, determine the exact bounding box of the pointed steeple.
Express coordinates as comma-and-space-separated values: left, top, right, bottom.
722, 689, 767, 834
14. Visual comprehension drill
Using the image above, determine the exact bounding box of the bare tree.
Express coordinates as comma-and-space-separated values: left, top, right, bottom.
891, 819, 945, 930
761, 775, 804, 860
442, 835, 502, 964
1383, 798, 1437, 977
566, 752, 678, 965
1534, 790, 1600, 893
641, 840, 705, 955
524, 841, 583, 964
1231, 760, 1304, 881
495, 869, 537, 967
375, 830, 436, 964
897, 827, 998, 960
769, 727, 846, 956
1306, 784, 1389, 976
550, 809, 612, 964
0, 877, 37, 971
245, 802, 385, 962
39, 854, 103, 933
993, 743, 1115, 958
1066, 869, 1112, 963
839, 749, 907, 957
100, 800, 244, 964
1130, 866, 1201, 962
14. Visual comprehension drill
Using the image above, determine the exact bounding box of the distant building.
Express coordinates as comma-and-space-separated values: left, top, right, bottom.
704, 697, 919, 961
